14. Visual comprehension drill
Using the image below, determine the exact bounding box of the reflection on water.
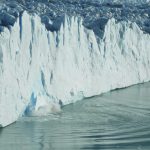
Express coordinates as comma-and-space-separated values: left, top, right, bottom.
0, 82, 150, 150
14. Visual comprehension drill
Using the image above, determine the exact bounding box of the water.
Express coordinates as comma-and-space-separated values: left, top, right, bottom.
0, 82, 150, 150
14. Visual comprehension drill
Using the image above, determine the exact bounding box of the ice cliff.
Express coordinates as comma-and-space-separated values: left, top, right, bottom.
0, 0, 150, 127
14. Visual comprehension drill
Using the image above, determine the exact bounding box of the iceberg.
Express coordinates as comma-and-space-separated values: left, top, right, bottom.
0, 0, 150, 127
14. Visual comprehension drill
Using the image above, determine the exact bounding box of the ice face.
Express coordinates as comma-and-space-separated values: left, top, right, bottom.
0, 1, 150, 127
0, 11, 150, 127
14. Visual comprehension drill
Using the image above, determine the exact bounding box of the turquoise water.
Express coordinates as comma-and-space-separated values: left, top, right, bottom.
0, 82, 150, 150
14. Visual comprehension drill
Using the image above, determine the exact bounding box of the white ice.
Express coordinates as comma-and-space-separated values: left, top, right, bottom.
0, 12, 150, 127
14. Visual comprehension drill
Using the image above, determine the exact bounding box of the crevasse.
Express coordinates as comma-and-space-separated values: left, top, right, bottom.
0, 12, 150, 127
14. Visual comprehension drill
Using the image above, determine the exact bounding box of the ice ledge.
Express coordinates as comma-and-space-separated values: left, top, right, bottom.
0, 12, 150, 127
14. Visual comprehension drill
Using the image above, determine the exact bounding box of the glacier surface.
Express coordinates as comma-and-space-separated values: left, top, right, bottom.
0, 0, 150, 127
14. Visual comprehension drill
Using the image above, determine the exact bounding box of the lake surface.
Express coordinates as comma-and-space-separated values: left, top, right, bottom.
0, 82, 150, 150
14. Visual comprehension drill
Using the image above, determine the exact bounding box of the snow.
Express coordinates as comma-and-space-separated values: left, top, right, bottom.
0, 11, 150, 127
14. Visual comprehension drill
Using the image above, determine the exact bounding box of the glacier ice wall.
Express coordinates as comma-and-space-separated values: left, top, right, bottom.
0, 11, 150, 127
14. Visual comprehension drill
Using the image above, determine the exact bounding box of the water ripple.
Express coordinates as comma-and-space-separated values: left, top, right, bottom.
0, 82, 150, 150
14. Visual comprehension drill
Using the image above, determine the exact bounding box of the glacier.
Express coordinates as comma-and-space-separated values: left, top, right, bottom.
0, 0, 150, 127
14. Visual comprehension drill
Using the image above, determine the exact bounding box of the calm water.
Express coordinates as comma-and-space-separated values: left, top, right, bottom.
0, 82, 150, 150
